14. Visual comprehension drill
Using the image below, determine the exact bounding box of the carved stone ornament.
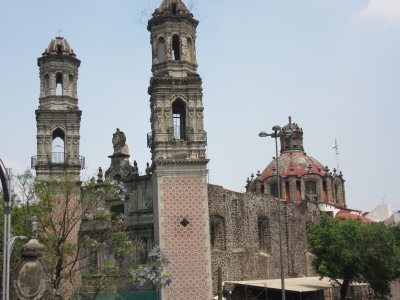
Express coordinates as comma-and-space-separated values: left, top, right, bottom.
112, 128, 127, 153
11, 239, 63, 300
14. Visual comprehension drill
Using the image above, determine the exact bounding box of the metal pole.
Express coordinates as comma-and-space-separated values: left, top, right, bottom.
273, 128, 286, 300
218, 266, 223, 300
0, 160, 11, 300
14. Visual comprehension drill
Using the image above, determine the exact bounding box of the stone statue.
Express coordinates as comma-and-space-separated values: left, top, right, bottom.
111, 128, 130, 156
112, 128, 127, 153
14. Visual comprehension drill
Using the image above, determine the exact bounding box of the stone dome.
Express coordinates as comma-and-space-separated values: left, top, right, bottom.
43, 37, 76, 57
260, 151, 327, 180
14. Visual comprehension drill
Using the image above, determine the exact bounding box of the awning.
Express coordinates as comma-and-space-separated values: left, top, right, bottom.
224, 276, 340, 293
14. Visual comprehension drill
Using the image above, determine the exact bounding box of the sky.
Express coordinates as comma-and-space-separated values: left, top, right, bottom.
0, 0, 399, 213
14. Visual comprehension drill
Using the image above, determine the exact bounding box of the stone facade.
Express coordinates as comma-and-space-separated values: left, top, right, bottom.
208, 184, 319, 292
29, 1, 400, 300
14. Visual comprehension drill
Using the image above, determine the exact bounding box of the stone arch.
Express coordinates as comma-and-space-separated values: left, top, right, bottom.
156, 36, 166, 62
51, 128, 65, 164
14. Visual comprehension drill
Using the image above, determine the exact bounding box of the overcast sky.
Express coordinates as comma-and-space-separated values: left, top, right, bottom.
0, 0, 399, 213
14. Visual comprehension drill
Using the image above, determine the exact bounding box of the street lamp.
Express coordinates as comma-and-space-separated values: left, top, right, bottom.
0, 159, 26, 300
259, 126, 286, 300
0, 158, 11, 300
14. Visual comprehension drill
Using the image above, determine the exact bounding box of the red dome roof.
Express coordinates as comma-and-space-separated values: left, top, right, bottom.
260, 151, 326, 180
335, 210, 374, 223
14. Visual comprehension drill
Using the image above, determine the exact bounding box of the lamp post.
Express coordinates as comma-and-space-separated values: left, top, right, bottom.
259, 126, 286, 300
1, 158, 11, 300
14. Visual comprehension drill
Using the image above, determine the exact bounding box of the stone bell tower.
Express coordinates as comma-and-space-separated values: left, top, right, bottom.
32, 37, 84, 181
148, 1, 212, 299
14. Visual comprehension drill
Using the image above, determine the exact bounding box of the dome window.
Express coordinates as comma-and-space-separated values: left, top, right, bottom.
305, 181, 317, 201
270, 183, 279, 198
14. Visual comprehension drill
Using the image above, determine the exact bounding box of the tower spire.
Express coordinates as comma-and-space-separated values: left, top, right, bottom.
148, 2, 212, 299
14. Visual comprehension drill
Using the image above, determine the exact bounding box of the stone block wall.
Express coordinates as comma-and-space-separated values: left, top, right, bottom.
208, 184, 319, 292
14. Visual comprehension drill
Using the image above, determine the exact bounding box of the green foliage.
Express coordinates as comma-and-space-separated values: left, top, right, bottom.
2, 172, 172, 298
307, 214, 400, 299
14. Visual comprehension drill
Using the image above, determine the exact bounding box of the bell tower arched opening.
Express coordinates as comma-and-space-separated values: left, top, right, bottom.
52, 128, 65, 164
56, 72, 63, 96
171, 3, 178, 15
172, 99, 186, 140
172, 35, 181, 60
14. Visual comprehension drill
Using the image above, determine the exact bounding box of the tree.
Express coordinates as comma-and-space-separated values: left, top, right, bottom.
307, 214, 400, 299
2, 171, 173, 299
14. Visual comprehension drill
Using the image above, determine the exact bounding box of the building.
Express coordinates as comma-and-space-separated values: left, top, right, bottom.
31, 0, 383, 299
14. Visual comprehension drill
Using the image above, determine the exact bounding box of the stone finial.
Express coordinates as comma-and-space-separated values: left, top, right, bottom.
308, 164, 312, 173
97, 167, 104, 183
333, 168, 337, 175
272, 166, 276, 175
256, 170, 261, 177
145, 162, 151, 176
133, 160, 139, 174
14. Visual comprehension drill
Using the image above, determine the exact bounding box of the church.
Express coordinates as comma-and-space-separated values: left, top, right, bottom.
30, 0, 373, 299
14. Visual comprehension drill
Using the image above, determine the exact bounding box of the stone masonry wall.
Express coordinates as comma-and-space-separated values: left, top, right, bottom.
208, 184, 319, 292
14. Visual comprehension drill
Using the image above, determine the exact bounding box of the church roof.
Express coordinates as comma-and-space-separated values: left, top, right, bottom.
260, 151, 326, 180
335, 210, 374, 223
43, 37, 76, 57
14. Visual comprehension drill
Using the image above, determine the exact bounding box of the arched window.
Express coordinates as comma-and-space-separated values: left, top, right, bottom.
171, 2, 178, 14
270, 183, 279, 198
57, 45, 63, 55
52, 128, 65, 164
210, 215, 226, 250
305, 181, 317, 201
156, 37, 166, 62
258, 216, 271, 252
172, 35, 181, 60
172, 99, 186, 140
56, 72, 63, 96
186, 37, 193, 62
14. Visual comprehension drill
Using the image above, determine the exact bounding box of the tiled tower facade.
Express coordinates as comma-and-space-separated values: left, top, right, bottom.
148, 1, 212, 299
33, 37, 84, 181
